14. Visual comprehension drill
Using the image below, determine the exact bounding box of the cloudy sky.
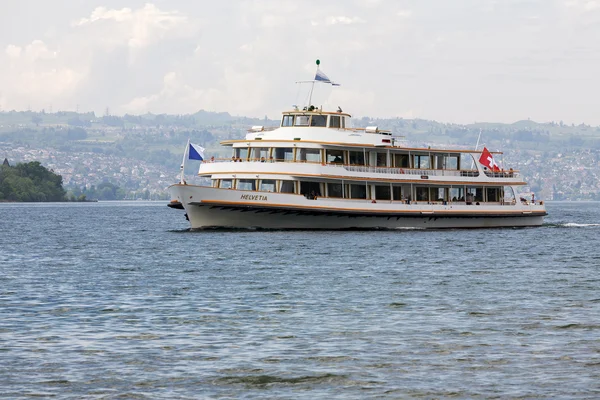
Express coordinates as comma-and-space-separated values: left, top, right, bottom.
1, 0, 599, 124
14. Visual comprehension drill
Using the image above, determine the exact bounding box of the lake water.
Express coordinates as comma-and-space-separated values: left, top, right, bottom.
0, 201, 599, 398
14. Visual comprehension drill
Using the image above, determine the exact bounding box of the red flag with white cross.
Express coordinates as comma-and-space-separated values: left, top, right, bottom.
479, 147, 500, 171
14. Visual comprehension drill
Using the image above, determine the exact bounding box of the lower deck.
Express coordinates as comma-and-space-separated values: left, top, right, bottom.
169, 184, 547, 229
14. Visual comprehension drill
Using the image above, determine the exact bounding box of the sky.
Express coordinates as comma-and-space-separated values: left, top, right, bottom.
1, 0, 599, 125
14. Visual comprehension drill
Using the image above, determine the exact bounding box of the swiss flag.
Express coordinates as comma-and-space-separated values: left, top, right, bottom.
479, 147, 500, 171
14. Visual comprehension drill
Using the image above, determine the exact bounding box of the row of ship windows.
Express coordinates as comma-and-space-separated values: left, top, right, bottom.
281, 114, 346, 128
233, 147, 464, 169
214, 179, 511, 203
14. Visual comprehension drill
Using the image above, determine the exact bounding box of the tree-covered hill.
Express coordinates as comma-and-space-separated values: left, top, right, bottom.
0, 161, 66, 202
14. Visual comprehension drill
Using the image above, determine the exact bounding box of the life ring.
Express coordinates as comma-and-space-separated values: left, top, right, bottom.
399, 168, 404, 174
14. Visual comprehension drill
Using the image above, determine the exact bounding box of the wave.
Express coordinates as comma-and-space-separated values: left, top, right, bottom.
561, 223, 600, 228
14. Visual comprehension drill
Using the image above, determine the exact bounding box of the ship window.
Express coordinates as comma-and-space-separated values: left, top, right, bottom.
280, 181, 295, 193
445, 155, 459, 170
236, 148, 249, 160
450, 187, 464, 202
251, 147, 269, 161
310, 115, 327, 127
220, 179, 233, 189
414, 154, 430, 169
487, 187, 500, 202
416, 187, 429, 201
282, 115, 294, 127
375, 186, 391, 200
394, 154, 409, 168
260, 179, 276, 192
392, 186, 402, 201
329, 116, 341, 128
295, 115, 310, 126
238, 179, 256, 191
298, 148, 321, 163
349, 151, 365, 166
503, 186, 515, 203
350, 184, 367, 199
432, 187, 446, 202
376, 153, 387, 167
326, 149, 344, 164
466, 187, 483, 203
301, 182, 322, 197
327, 183, 343, 198
274, 148, 294, 161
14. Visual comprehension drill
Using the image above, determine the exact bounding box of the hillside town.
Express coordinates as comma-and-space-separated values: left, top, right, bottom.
1, 110, 599, 201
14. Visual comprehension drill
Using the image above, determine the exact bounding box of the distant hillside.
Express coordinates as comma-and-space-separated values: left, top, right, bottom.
1, 109, 599, 200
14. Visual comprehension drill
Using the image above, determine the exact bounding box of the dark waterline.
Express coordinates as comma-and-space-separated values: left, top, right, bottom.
0, 201, 599, 398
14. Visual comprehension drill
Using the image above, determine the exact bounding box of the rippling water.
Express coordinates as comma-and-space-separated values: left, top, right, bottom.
1, 201, 599, 398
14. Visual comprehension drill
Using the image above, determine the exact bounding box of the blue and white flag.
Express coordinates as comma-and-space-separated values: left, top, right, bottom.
315, 69, 341, 86
189, 143, 205, 161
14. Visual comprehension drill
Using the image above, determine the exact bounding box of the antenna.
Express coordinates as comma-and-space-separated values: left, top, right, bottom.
307, 59, 320, 107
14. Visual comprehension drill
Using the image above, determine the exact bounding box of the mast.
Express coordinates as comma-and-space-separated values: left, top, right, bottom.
307, 59, 320, 106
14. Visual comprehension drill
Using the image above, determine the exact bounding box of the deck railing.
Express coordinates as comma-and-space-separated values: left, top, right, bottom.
206, 158, 519, 178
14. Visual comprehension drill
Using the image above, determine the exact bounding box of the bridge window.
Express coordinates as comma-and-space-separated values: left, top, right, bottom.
310, 115, 327, 127
282, 115, 294, 127
295, 115, 310, 126
329, 115, 341, 128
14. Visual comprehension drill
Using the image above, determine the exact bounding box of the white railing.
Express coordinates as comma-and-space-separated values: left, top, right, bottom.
343, 165, 478, 177
206, 159, 519, 179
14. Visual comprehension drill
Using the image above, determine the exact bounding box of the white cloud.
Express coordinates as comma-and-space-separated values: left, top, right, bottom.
1, 0, 600, 124
5, 45, 21, 59
564, 0, 600, 11
74, 3, 196, 49
325, 16, 366, 25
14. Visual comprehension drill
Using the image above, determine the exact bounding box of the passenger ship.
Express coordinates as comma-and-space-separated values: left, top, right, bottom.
168, 68, 547, 229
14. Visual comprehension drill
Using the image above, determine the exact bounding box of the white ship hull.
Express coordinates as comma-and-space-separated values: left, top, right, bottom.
169, 184, 547, 230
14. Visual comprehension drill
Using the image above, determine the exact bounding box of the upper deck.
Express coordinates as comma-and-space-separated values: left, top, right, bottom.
243, 108, 398, 147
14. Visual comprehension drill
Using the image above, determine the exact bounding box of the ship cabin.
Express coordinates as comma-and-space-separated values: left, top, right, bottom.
208, 107, 524, 206
279, 108, 353, 130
